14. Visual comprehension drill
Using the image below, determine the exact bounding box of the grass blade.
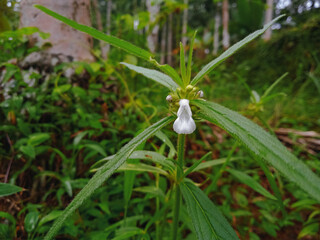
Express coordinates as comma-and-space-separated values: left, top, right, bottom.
44, 116, 174, 240
183, 152, 212, 177
261, 72, 288, 98
227, 169, 277, 200
190, 15, 285, 86
193, 99, 320, 202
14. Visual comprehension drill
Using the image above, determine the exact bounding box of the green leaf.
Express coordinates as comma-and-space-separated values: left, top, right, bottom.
114, 227, 145, 240
151, 61, 184, 87
62, 179, 73, 197
0, 212, 16, 226
193, 99, 320, 202
183, 152, 212, 177
81, 143, 107, 157
2, 64, 19, 83
192, 157, 240, 172
24, 211, 39, 233
155, 130, 177, 157
180, 180, 239, 240
129, 150, 175, 170
124, 169, 135, 206
180, 42, 187, 86
261, 72, 288, 98
0, 183, 23, 197
34, 5, 153, 61
227, 169, 276, 200
28, 133, 51, 146
0, 212, 16, 239
190, 15, 285, 86
291, 199, 319, 210
44, 116, 174, 240
133, 186, 165, 199
19, 145, 36, 159
38, 210, 63, 227
121, 62, 179, 90
118, 163, 169, 176
92, 150, 175, 171
298, 223, 319, 239
0, 224, 10, 240
53, 84, 71, 95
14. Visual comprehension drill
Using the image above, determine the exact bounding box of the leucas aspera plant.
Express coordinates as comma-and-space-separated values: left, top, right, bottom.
35, 5, 320, 240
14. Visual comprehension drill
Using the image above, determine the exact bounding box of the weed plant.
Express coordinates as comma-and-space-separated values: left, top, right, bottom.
1, 5, 320, 240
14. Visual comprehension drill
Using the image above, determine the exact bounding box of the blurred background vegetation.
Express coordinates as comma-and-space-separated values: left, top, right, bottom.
0, 0, 320, 239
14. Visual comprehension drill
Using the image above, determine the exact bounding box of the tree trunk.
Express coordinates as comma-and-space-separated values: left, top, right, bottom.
167, 13, 173, 66
181, 0, 188, 46
213, 10, 221, 55
222, 0, 230, 49
20, 0, 94, 65
146, 0, 160, 53
262, 0, 273, 41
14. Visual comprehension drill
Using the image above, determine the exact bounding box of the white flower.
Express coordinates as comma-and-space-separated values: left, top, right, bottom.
173, 99, 196, 134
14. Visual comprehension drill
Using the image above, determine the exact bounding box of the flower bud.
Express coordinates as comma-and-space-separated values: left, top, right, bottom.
186, 85, 194, 91
166, 95, 173, 102
197, 90, 204, 98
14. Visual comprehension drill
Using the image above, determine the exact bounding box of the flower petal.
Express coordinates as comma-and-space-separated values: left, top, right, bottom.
173, 99, 196, 134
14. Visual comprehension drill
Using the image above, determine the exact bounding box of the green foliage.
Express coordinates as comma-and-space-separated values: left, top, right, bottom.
44, 116, 173, 240
227, 169, 276, 200
181, 180, 239, 240
0, 183, 23, 197
193, 99, 320, 202
0, 27, 48, 64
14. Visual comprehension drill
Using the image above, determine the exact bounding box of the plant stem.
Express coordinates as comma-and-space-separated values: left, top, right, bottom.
155, 169, 160, 240
171, 134, 186, 240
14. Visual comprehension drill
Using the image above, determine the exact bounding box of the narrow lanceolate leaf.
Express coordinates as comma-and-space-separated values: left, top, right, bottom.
181, 180, 239, 240
227, 169, 277, 200
180, 42, 187, 86
154, 63, 184, 88
44, 116, 174, 240
117, 163, 169, 176
91, 150, 175, 171
0, 183, 23, 197
34, 5, 153, 61
193, 99, 320, 202
121, 62, 179, 90
190, 15, 285, 86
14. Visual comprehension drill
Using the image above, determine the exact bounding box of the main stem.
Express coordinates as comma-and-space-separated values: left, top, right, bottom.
171, 134, 186, 240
